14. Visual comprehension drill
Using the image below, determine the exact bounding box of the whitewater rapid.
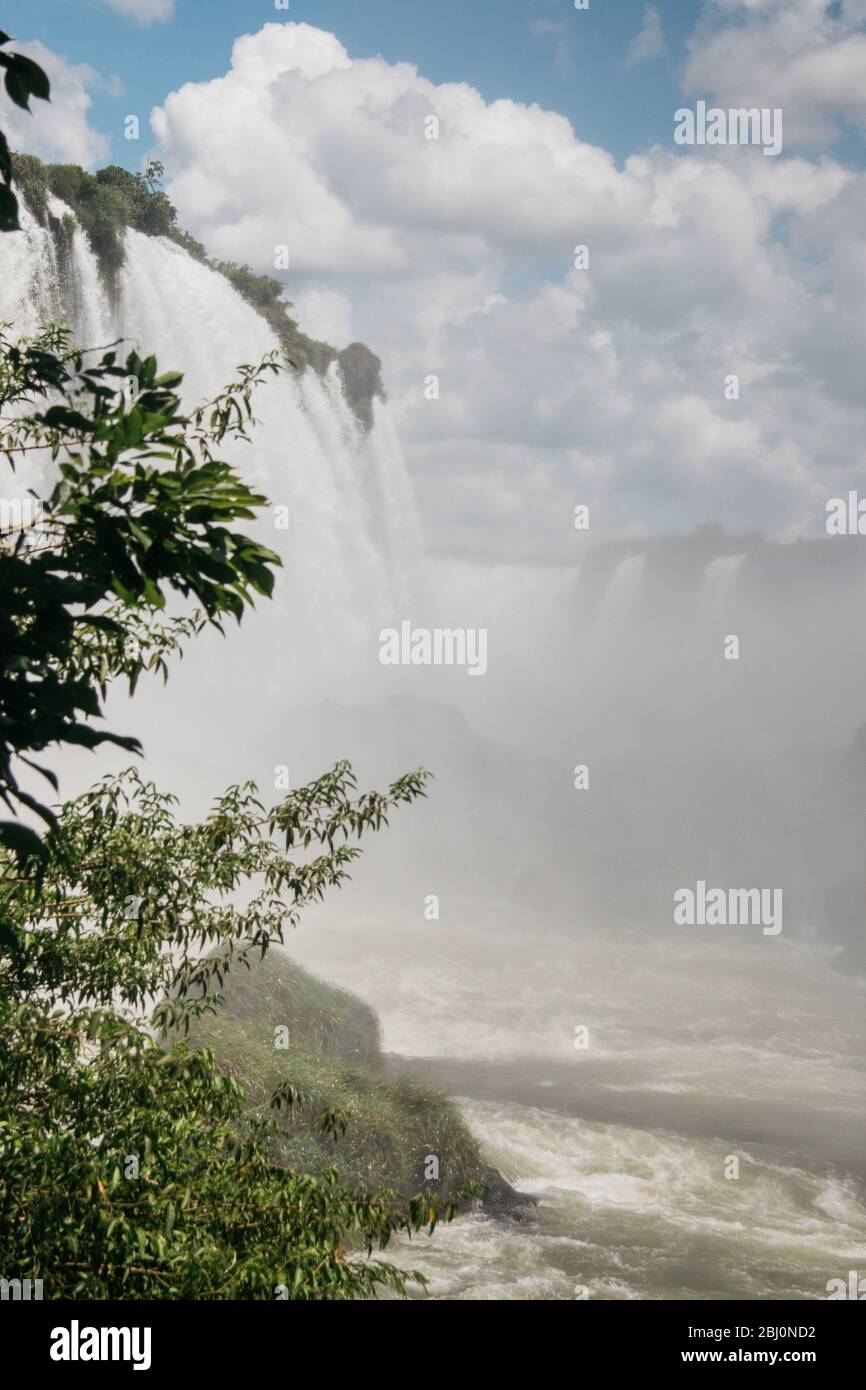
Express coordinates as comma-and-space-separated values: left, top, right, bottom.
383, 1096, 866, 1301
285, 912, 866, 1300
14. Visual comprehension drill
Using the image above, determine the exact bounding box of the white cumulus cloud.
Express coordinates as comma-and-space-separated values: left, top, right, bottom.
684, 0, 866, 145
148, 19, 866, 552
294, 287, 354, 347
2, 40, 109, 167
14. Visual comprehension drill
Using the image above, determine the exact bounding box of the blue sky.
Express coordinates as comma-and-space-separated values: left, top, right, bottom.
9, 0, 688, 169
5, 1, 866, 546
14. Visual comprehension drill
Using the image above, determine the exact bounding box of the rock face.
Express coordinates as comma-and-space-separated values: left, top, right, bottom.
337, 342, 385, 431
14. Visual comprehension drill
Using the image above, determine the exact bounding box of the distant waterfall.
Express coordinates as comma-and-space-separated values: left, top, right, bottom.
700, 553, 745, 619
598, 554, 646, 629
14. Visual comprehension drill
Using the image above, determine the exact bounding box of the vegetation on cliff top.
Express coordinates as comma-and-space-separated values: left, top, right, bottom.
186, 950, 517, 1209
11, 153, 384, 423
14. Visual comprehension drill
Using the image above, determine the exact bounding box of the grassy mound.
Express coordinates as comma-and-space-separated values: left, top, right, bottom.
187, 949, 520, 1210
202, 951, 382, 1068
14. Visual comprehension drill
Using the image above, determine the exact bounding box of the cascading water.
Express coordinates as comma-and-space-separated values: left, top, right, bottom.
0, 202, 421, 712
599, 553, 646, 627
700, 553, 746, 619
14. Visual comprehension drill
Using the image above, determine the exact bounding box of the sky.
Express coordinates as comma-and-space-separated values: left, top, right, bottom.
4, 0, 866, 553
5, 1, 694, 166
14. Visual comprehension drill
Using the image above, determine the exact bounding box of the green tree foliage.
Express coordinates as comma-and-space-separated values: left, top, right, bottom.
0, 30, 49, 231
0, 763, 434, 1298
11, 158, 179, 279
0, 321, 438, 1297
0, 323, 282, 864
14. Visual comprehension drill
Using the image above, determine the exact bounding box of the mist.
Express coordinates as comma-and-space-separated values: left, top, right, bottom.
3, 194, 865, 1302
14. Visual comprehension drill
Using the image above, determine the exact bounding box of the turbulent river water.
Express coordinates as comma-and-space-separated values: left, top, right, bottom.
288, 913, 866, 1300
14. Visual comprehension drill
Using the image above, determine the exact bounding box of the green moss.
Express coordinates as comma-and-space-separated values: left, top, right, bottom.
185, 949, 517, 1208
202, 949, 381, 1067
192, 1016, 486, 1199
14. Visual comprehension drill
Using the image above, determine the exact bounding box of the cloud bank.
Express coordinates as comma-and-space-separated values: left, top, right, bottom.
17, 7, 861, 555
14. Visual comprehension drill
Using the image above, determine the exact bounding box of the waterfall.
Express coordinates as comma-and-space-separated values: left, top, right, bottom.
0, 201, 421, 708
700, 553, 745, 620
598, 553, 646, 630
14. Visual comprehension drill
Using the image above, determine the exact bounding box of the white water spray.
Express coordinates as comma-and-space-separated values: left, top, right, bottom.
0, 203, 421, 707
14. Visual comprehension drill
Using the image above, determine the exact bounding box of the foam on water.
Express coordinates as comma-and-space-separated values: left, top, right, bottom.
383, 1098, 866, 1300
288, 914, 866, 1116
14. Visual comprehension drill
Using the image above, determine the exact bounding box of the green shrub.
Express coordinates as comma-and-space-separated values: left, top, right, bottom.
185, 949, 518, 1210
199, 949, 382, 1067
191, 1009, 494, 1202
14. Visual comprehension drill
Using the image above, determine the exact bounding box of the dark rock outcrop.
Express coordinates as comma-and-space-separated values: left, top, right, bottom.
337, 342, 385, 431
